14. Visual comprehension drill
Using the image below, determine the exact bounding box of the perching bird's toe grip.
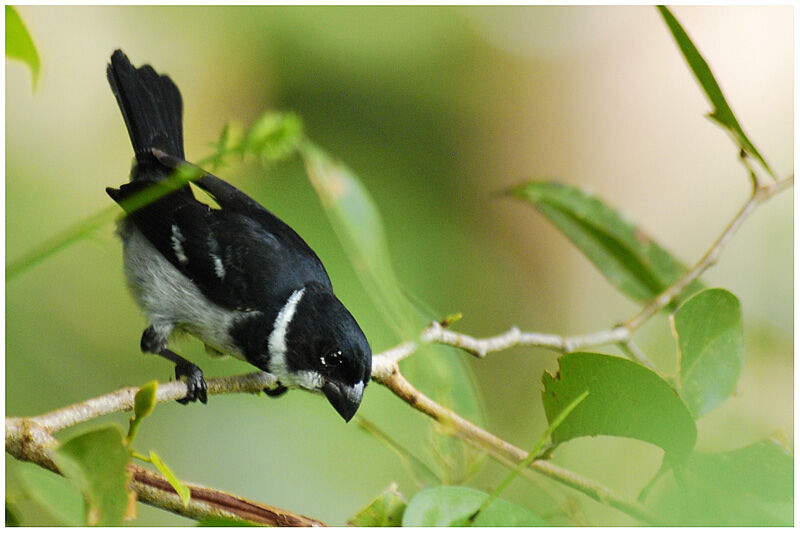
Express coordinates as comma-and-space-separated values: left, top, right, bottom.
175, 361, 208, 404
264, 383, 288, 397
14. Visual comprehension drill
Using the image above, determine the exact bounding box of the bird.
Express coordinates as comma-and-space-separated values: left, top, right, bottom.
105, 49, 372, 422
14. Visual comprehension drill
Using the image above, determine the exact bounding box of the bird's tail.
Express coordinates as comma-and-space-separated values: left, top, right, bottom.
107, 49, 184, 181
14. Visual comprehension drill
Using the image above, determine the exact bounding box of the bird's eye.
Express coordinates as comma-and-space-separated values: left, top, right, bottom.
320, 350, 343, 368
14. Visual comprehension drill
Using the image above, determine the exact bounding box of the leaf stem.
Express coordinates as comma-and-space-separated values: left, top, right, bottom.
616, 341, 657, 372
6, 206, 118, 280
469, 390, 589, 523
355, 415, 440, 488
5, 114, 296, 282
131, 450, 150, 462
623, 175, 792, 332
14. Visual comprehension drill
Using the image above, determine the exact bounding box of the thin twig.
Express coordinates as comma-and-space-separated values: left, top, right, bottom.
616, 341, 657, 372
371, 323, 631, 378
623, 175, 792, 332
30, 372, 278, 434
4, 423, 324, 528
738, 148, 769, 190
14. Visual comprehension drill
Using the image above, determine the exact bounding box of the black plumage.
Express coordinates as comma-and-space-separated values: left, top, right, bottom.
105, 50, 371, 421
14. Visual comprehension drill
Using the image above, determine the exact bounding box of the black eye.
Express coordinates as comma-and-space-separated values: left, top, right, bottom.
320, 350, 343, 368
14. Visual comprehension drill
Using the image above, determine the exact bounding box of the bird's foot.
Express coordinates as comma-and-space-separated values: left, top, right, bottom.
175, 361, 208, 404
264, 382, 288, 398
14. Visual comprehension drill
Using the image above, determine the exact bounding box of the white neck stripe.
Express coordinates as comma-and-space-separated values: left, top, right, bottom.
268, 287, 306, 373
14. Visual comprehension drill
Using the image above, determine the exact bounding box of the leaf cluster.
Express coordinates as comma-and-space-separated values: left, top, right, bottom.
340, 6, 791, 526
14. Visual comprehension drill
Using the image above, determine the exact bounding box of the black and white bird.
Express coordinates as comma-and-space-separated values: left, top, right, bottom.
105, 49, 371, 421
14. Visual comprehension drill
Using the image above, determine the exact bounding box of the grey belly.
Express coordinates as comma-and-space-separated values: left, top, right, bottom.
120, 226, 254, 360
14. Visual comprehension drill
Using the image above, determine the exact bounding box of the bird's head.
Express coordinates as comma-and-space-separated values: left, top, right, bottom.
266, 283, 372, 421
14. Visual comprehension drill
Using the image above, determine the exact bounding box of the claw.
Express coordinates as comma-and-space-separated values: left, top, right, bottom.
175, 361, 208, 404
264, 383, 288, 397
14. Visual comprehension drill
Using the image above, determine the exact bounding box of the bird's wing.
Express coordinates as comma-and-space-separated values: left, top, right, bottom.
152, 149, 331, 277
108, 180, 332, 311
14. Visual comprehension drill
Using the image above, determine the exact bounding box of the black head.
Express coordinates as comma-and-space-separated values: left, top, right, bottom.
266, 283, 372, 421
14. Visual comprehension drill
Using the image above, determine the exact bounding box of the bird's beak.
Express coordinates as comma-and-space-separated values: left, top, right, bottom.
322, 380, 365, 422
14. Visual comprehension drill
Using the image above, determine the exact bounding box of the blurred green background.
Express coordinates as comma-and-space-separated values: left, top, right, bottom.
6, 5, 792, 526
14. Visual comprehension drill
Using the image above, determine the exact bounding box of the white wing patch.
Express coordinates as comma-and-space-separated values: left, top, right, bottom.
170, 224, 188, 264
212, 254, 225, 279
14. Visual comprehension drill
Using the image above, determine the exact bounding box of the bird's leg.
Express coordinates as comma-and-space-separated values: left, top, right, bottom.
141, 325, 208, 404
160, 349, 208, 404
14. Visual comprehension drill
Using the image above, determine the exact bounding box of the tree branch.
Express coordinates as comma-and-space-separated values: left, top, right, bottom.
371, 323, 632, 378
28, 372, 279, 434
6, 364, 659, 525
5, 380, 326, 527
129, 464, 325, 526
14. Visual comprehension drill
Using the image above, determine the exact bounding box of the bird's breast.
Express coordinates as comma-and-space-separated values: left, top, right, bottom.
120, 227, 257, 360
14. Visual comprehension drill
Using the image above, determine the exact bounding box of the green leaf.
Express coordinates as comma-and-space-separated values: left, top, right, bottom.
648, 439, 793, 525
672, 288, 744, 418
513, 181, 703, 307
209, 121, 245, 170
134, 380, 158, 419
347, 483, 406, 526
52, 426, 132, 526
301, 142, 416, 333
403, 486, 548, 527
657, 6, 774, 178
148, 451, 191, 507
693, 439, 793, 504
242, 112, 304, 163
127, 380, 158, 444
5, 6, 40, 89
542, 352, 697, 464
300, 142, 485, 481
15, 463, 86, 526
5, 500, 21, 527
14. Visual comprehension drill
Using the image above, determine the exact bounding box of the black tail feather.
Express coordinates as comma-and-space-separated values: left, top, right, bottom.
107, 49, 184, 180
